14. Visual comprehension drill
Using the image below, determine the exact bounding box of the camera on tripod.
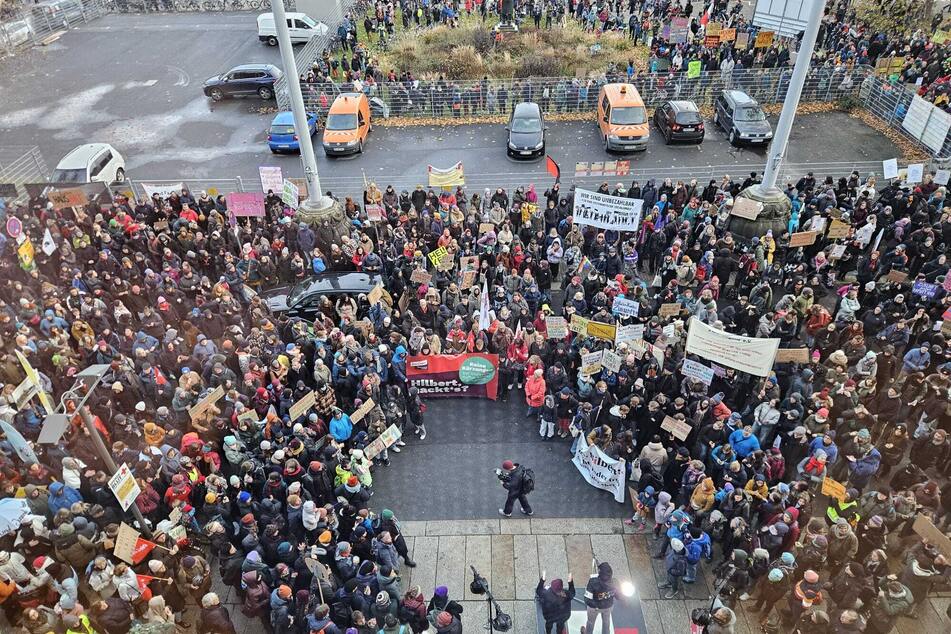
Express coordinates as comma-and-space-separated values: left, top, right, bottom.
470, 565, 511, 632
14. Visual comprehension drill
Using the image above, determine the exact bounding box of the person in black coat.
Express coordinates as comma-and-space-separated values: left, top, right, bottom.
536, 572, 575, 634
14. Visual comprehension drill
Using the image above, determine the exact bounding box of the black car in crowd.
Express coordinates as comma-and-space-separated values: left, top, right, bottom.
714, 90, 773, 146
261, 272, 383, 320
653, 100, 705, 144
506, 101, 547, 158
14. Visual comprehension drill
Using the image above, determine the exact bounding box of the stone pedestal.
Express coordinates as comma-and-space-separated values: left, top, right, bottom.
295, 196, 351, 253
726, 184, 792, 242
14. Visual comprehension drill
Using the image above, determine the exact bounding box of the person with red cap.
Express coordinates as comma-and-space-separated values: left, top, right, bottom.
498, 459, 534, 517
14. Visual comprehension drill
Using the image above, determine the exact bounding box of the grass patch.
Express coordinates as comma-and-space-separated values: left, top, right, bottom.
356, 12, 647, 80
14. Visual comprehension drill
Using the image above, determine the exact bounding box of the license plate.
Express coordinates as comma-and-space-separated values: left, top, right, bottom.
279, 145, 290, 148
682, 127, 694, 131
751, 139, 764, 143
520, 150, 532, 155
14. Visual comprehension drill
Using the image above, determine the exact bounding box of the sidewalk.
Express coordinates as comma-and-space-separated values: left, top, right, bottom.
208, 516, 947, 634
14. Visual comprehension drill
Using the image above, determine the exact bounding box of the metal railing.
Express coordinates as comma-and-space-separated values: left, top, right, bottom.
296, 65, 873, 118
0, 146, 50, 204
859, 73, 951, 161
108, 0, 292, 13
0, 0, 110, 53
107, 177, 249, 201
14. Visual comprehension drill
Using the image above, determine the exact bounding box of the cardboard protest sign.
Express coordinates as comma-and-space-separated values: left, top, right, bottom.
350, 398, 375, 424
821, 477, 847, 502
368, 284, 385, 305
885, 269, 908, 283
188, 385, 224, 421
545, 316, 568, 339
289, 391, 316, 421
661, 415, 692, 441
912, 514, 951, 558
730, 197, 762, 220
113, 522, 141, 564
789, 231, 818, 247
827, 219, 851, 239
774, 348, 810, 364
410, 269, 432, 285
659, 303, 681, 318
48, 188, 88, 210
601, 350, 622, 373
478, 222, 495, 234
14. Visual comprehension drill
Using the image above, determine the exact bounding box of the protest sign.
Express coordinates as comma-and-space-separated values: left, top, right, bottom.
48, 188, 88, 211
630, 339, 665, 367
545, 316, 568, 339
410, 269, 432, 285
829, 244, 847, 259
364, 424, 403, 460
912, 281, 938, 298
37, 413, 70, 445
885, 269, 908, 283
365, 204, 384, 222
912, 514, 951, 558
188, 385, 224, 421
827, 219, 850, 239
226, 192, 266, 217
108, 464, 141, 512
670, 17, 689, 43
661, 415, 692, 441
612, 296, 639, 317
406, 353, 499, 400
259, 166, 283, 192
460, 270, 477, 290
659, 302, 682, 318
789, 231, 818, 247
281, 179, 300, 209
0, 420, 37, 464
906, 163, 924, 184
601, 350, 622, 373
686, 317, 779, 377
368, 284, 385, 305
114, 522, 141, 564
581, 350, 604, 375
821, 477, 847, 502
681, 359, 714, 385
572, 433, 626, 503
735, 31, 749, 48
774, 348, 810, 364
882, 158, 899, 180
569, 314, 589, 335
572, 188, 644, 231
934, 169, 950, 186
754, 30, 774, 48
478, 222, 496, 234
706, 22, 722, 35
586, 321, 617, 341
615, 323, 645, 344
704, 34, 720, 47
428, 246, 449, 267
687, 60, 702, 78
350, 398, 375, 424
289, 391, 316, 421
730, 197, 763, 220
719, 27, 736, 41
237, 409, 258, 425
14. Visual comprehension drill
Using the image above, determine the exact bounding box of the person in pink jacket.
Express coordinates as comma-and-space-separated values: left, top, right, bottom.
525, 368, 547, 418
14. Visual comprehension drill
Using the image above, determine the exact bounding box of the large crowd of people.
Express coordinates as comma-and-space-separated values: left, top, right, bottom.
1, 147, 950, 634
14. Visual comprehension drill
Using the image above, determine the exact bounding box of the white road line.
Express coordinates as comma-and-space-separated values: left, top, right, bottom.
122, 79, 158, 89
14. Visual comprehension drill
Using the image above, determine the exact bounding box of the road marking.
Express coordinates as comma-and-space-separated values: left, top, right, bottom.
76, 23, 253, 32
123, 80, 158, 89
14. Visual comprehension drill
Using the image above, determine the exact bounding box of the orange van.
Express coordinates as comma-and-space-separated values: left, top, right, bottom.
322, 92, 371, 155
597, 83, 649, 152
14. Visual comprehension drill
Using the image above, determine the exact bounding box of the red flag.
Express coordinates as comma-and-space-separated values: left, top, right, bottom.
700, 1, 714, 26
545, 156, 561, 182
131, 537, 156, 564
135, 574, 154, 601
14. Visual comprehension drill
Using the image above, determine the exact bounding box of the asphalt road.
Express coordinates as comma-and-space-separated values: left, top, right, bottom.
0, 12, 903, 200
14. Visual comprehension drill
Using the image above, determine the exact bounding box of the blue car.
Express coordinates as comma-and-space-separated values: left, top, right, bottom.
267, 111, 318, 153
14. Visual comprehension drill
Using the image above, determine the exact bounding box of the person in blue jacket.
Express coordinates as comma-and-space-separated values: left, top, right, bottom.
47, 481, 83, 516
329, 408, 353, 442
729, 425, 761, 459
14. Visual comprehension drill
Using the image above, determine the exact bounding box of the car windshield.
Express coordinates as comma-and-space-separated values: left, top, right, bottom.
675, 111, 702, 124
50, 168, 87, 183
325, 113, 358, 130
270, 124, 296, 135
511, 116, 541, 133
735, 106, 766, 122
610, 106, 647, 125
286, 279, 312, 306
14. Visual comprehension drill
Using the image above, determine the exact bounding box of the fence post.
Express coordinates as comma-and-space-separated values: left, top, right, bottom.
237, 176, 245, 192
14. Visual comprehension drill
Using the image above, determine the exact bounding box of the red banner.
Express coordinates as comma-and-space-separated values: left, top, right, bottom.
407, 353, 499, 400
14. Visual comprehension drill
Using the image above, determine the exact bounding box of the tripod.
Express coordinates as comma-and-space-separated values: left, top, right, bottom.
470, 565, 512, 632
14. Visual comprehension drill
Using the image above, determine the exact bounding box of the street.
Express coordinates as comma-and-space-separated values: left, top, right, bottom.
0, 11, 903, 198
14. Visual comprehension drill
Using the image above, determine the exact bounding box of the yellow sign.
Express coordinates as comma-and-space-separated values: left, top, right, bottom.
827, 219, 851, 239
569, 314, 589, 335
706, 22, 721, 36
821, 477, 847, 502
586, 321, 617, 341
15, 350, 54, 414
754, 31, 774, 48
520, 202, 539, 224
428, 246, 449, 267
17, 238, 35, 271
719, 28, 736, 42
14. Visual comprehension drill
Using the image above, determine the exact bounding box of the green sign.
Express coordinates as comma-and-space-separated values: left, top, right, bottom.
687, 60, 702, 79
459, 356, 496, 385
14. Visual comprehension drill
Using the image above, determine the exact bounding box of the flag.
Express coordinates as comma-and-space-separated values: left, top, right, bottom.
577, 256, 592, 277
478, 279, 491, 332
700, 1, 714, 26
41, 229, 57, 256
545, 156, 561, 183
131, 537, 156, 564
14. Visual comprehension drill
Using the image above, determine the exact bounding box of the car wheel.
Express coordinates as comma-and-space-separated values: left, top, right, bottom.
209, 88, 224, 102
258, 87, 273, 100
114, 168, 125, 183
664, 129, 671, 145
603, 135, 609, 151
267, 36, 278, 46
729, 129, 737, 145
713, 110, 720, 128
358, 141, 364, 154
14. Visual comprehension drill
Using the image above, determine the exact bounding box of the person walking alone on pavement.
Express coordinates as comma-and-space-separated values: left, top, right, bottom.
536, 570, 574, 634
582, 562, 616, 634
497, 459, 534, 517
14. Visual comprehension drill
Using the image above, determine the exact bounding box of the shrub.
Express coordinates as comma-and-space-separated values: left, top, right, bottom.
471, 26, 494, 56
445, 45, 486, 80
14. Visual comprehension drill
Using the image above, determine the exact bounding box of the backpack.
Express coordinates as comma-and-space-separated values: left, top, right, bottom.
521, 468, 535, 493
329, 598, 352, 628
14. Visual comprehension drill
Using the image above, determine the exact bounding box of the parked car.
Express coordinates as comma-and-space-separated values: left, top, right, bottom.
261, 272, 383, 319
653, 100, 704, 144
322, 92, 371, 156
30, 0, 84, 29
714, 90, 773, 146
597, 83, 649, 152
257, 12, 327, 46
506, 101, 546, 158
267, 111, 318, 153
50, 143, 125, 184
203, 63, 283, 102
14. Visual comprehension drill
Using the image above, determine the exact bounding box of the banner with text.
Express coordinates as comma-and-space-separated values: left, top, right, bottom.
407, 353, 499, 400
685, 317, 779, 377
572, 188, 644, 231
572, 434, 626, 503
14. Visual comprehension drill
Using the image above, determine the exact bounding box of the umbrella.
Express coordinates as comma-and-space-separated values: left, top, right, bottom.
0, 497, 30, 537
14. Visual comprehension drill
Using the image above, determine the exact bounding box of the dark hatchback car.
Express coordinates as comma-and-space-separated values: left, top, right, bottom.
203, 64, 284, 102
653, 100, 705, 144
714, 90, 773, 146
261, 272, 383, 320
506, 102, 546, 158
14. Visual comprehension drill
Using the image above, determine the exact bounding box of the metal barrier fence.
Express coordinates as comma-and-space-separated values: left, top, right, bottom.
0, 0, 110, 53
0, 146, 50, 204
107, 178, 250, 201
108, 0, 292, 13
296, 65, 872, 118
859, 73, 951, 161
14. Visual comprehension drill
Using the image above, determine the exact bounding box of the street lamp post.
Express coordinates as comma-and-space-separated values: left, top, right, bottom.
270, 0, 330, 212
760, 0, 826, 190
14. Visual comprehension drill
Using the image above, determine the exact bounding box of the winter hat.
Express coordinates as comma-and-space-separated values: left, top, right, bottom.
816, 408, 829, 420
856, 428, 871, 440
381, 509, 395, 520
182, 556, 196, 568
781, 552, 795, 566
149, 560, 164, 573
768, 568, 784, 582
318, 531, 332, 545
336, 542, 351, 555
501, 460, 515, 470
671, 538, 685, 552
868, 515, 884, 528
436, 612, 453, 627
278, 585, 292, 599
803, 570, 819, 583
241, 513, 255, 525
434, 586, 448, 598
376, 591, 390, 606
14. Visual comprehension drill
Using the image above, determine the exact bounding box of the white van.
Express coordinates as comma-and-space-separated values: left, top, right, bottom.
257, 12, 328, 46
51, 143, 125, 184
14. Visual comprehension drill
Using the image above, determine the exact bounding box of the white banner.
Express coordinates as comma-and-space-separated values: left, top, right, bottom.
259, 166, 283, 193
685, 317, 779, 377
142, 182, 183, 200
572, 434, 626, 503
681, 358, 714, 385
572, 188, 643, 231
